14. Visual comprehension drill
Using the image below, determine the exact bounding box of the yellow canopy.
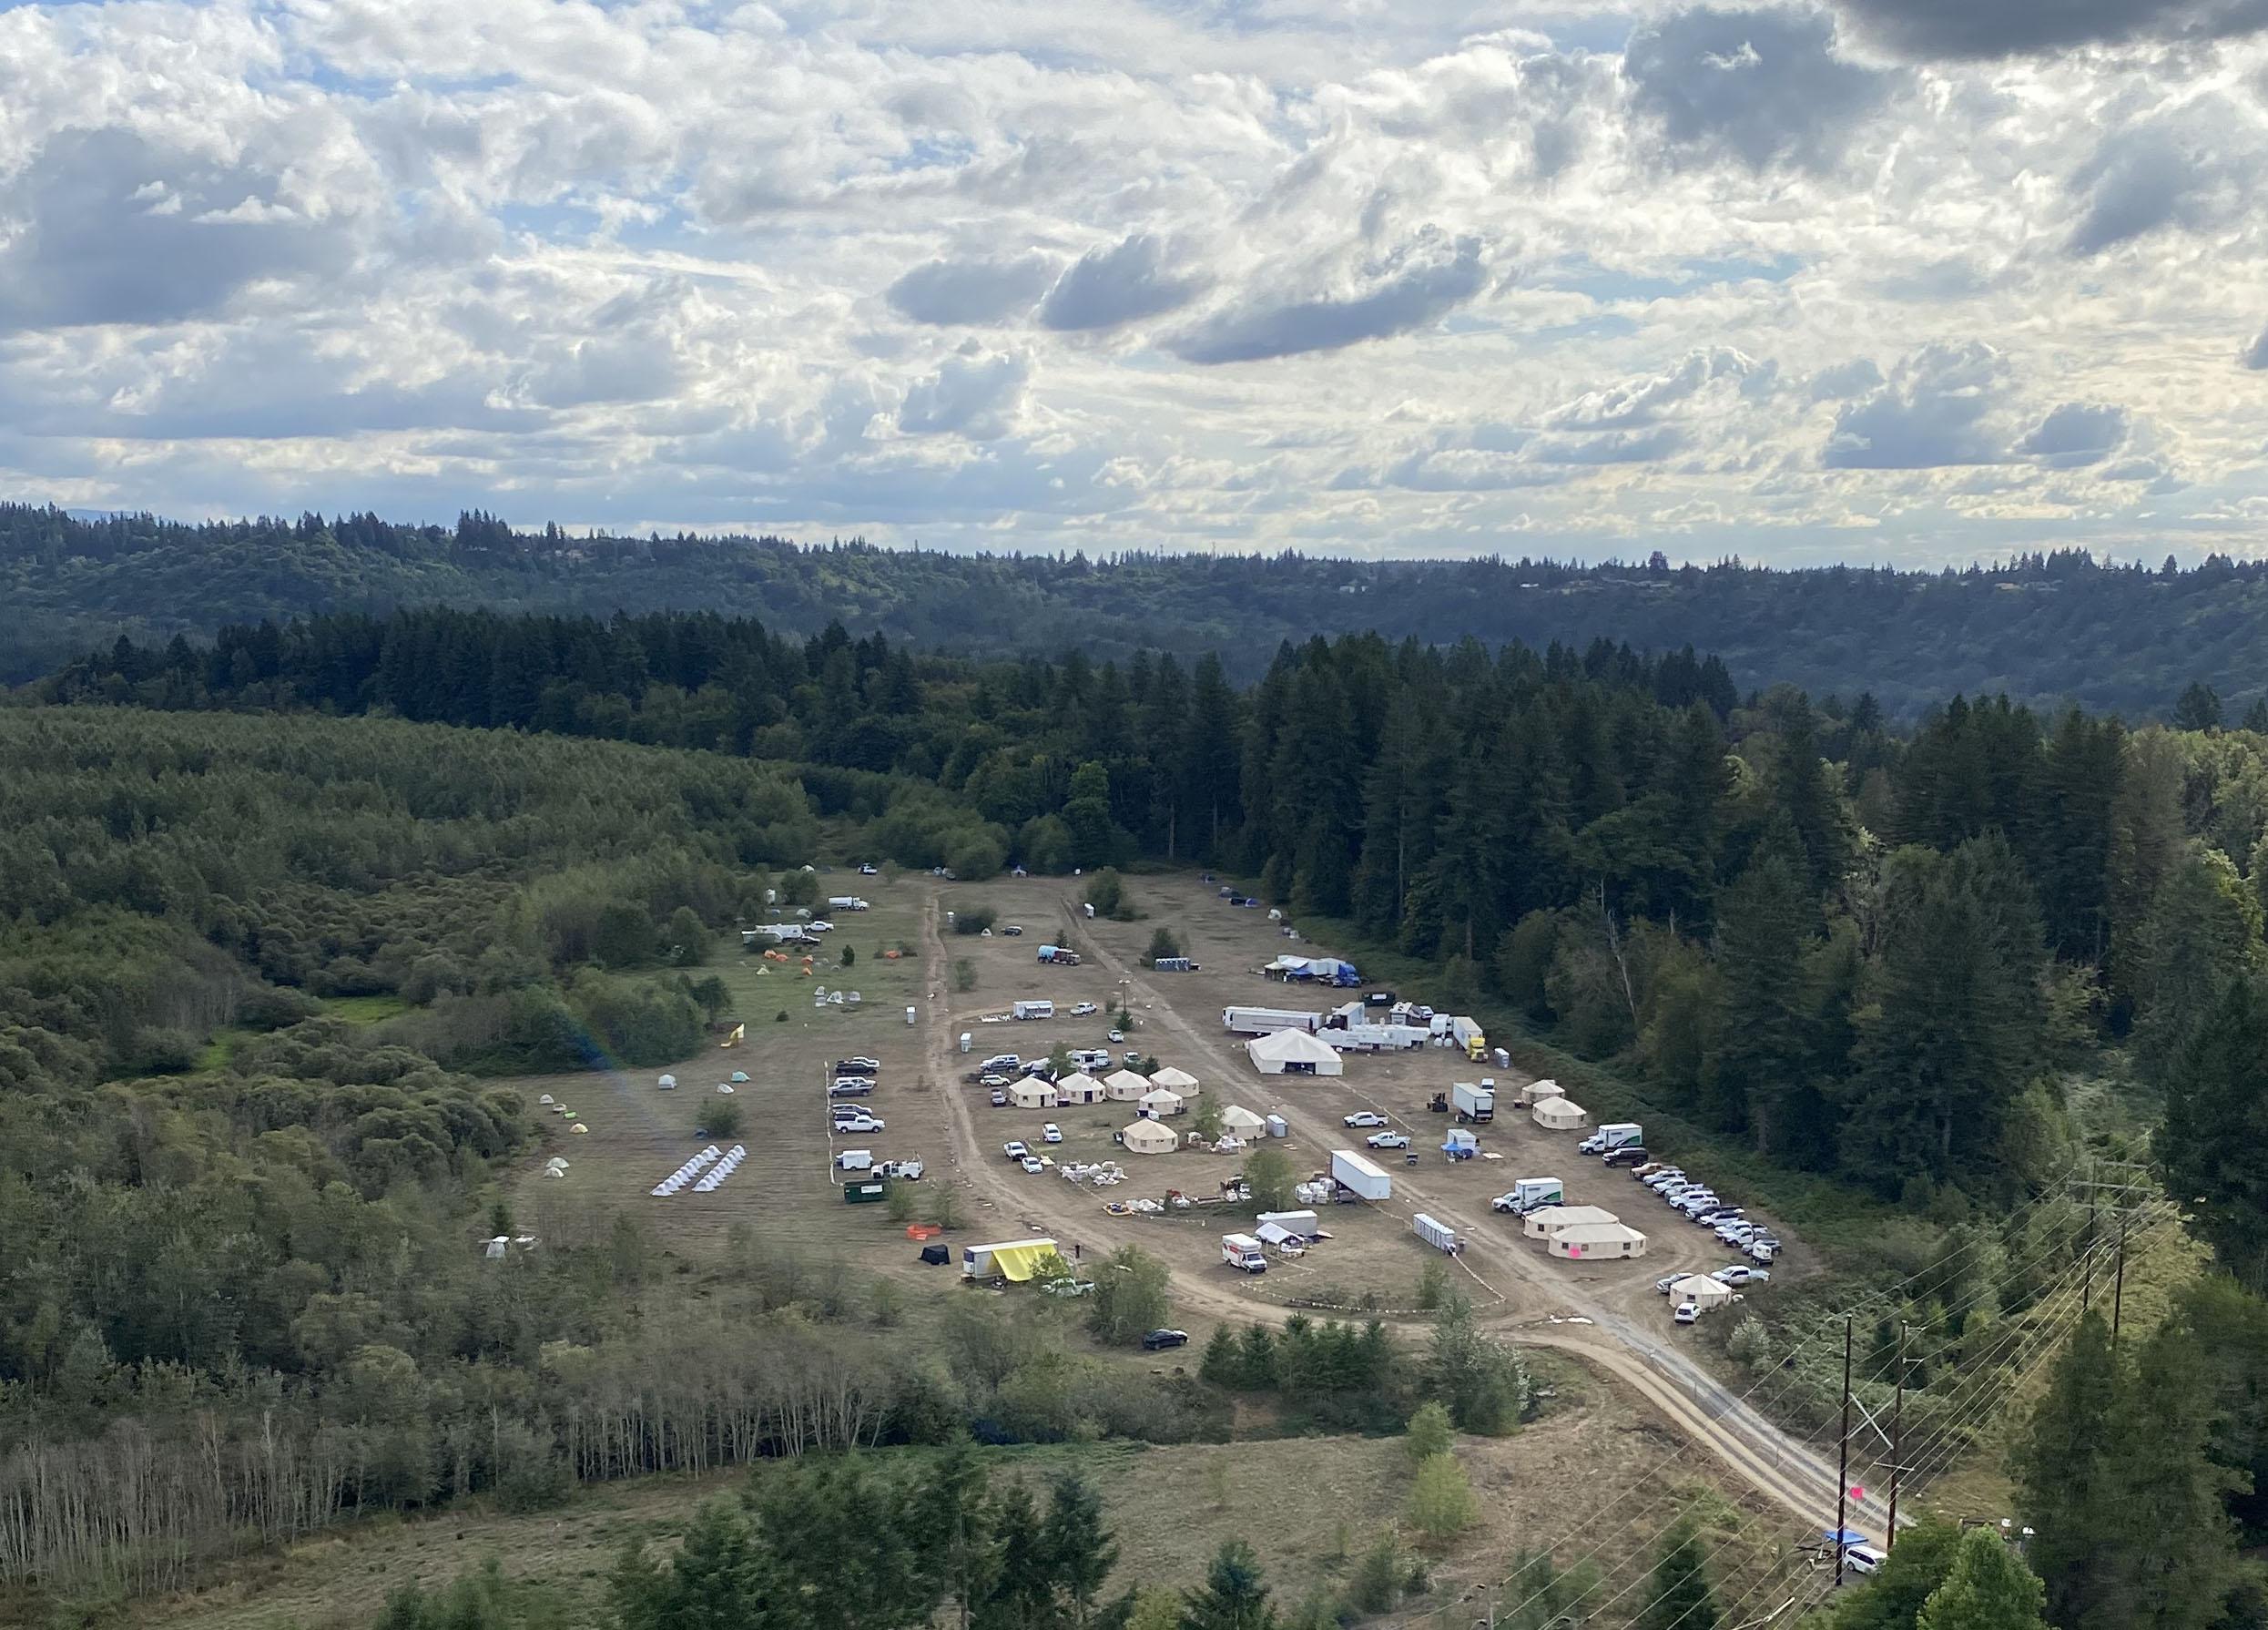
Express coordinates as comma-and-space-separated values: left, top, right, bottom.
724, 1024, 746, 1044
989, 1243, 1067, 1283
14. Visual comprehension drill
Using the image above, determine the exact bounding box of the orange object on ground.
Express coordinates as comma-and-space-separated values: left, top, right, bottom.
906, 1224, 942, 1240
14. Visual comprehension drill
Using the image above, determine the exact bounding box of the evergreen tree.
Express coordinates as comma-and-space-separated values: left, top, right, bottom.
1042, 1472, 1117, 1630
2161, 978, 2268, 1291
1179, 1542, 1278, 1630
1914, 1528, 2048, 1630
2013, 1313, 2128, 1629
2174, 681, 2224, 732
1708, 831, 1815, 1142
1819, 1519, 1964, 1630
1638, 1513, 1719, 1630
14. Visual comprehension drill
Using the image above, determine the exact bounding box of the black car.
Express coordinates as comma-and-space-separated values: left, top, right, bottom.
1602, 1146, 1650, 1167
1141, 1329, 1191, 1351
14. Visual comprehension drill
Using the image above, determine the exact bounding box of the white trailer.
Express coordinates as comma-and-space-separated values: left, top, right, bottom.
1224, 1005, 1326, 1034
1221, 1233, 1267, 1272
1013, 1000, 1056, 1021
827, 896, 870, 912
1322, 1023, 1429, 1052
1330, 1148, 1393, 1201
1413, 1213, 1465, 1254
1451, 1081, 1496, 1122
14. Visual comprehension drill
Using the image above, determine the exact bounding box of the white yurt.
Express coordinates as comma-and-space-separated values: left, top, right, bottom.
1138, 1086, 1186, 1117
657, 1074, 676, 1090
1057, 1071, 1106, 1103
1012, 1080, 1061, 1110
1517, 1077, 1563, 1106
1669, 1274, 1733, 1307
1148, 1065, 1201, 1096
1550, 1224, 1649, 1259
1219, 1104, 1268, 1136
1102, 1067, 1151, 1100
1122, 1119, 1179, 1155
1532, 1096, 1588, 1130
1521, 1204, 1622, 1238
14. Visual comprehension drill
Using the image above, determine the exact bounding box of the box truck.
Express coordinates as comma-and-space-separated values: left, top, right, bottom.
1012, 1000, 1056, 1021
1580, 1123, 1643, 1155
1220, 1233, 1267, 1272
1451, 1081, 1496, 1123
1036, 945, 1082, 965
1330, 1148, 1393, 1201
1223, 1005, 1325, 1034
1413, 1214, 1465, 1254
827, 896, 870, 912
1490, 1177, 1564, 1216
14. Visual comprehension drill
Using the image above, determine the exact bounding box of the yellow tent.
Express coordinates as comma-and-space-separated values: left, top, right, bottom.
724, 1024, 746, 1044
989, 1243, 1067, 1282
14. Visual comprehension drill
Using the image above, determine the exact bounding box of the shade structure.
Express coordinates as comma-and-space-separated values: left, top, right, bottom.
1219, 1104, 1267, 1135
1246, 1027, 1344, 1075
1122, 1119, 1179, 1154
1102, 1067, 1151, 1099
1148, 1065, 1200, 1094
1531, 1095, 1588, 1130
1138, 1086, 1185, 1116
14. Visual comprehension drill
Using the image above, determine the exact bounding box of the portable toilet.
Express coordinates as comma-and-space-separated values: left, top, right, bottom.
961, 1032, 973, 1054
1265, 1114, 1289, 1139
906, 1005, 918, 1026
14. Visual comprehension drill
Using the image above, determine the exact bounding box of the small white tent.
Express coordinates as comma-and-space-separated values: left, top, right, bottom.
1532, 1095, 1588, 1130
1122, 1119, 1179, 1155
1139, 1086, 1186, 1117
1101, 1068, 1151, 1100
1517, 1077, 1564, 1105
1148, 1065, 1201, 1095
1219, 1104, 1267, 1135
1011, 1080, 1060, 1110
1056, 1072, 1107, 1105
1247, 1028, 1345, 1076
1669, 1274, 1733, 1307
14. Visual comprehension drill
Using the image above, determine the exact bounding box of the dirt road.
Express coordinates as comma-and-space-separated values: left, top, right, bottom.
1035, 891, 1870, 1540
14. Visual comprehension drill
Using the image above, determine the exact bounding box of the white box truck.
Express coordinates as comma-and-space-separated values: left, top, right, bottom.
1221, 1233, 1267, 1272
1012, 1000, 1056, 1021
827, 896, 870, 912
1413, 1213, 1465, 1254
1490, 1177, 1563, 1216
1580, 1122, 1643, 1154
1330, 1148, 1393, 1201
1451, 1081, 1496, 1123
1223, 1006, 1325, 1034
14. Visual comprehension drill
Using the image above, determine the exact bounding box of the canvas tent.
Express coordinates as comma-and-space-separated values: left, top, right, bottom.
1148, 1065, 1201, 1095
1101, 1068, 1151, 1100
1549, 1224, 1648, 1259
1056, 1072, 1107, 1105
1532, 1096, 1588, 1130
1122, 1119, 1179, 1155
1011, 1080, 1060, 1110
1521, 1204, 1622, 1238
1219, 1104, 1267, 1136
1247, 1028, 1345, 1075
1668, 1274, 1733, 1308
1516, 1078, 1564, 1106
1139, 1086, 1186, 1116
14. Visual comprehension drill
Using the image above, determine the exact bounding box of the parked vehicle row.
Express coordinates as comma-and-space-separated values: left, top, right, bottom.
1631, 1161, 1779, 1262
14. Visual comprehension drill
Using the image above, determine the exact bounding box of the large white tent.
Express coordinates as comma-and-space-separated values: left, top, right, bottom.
1668, 1274, 1733, 1307
1521, 1204, 1622, 1238
1122, 1119, 1179, 1155
1011, 1080, 1059, 1110
1219, 1104, 1267, 1135
1101, 1068, 1151, 1101
1148, 1065, 1201, 1095
1550, 1224, 1648, 1259
1532, 1095, 1588, 1130
1138, 1086, 1186, 1117
1246, 1028, 1345, 1076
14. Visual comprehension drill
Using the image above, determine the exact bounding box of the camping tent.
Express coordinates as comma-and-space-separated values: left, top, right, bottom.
1669, 1274, 1733, 1307
1123, 1119, 1179, 1155
1220, 1104, 1267, 1135
1532, 1095, 1588, 1130
1246, 1028, 1345, 1076
919, 1243, 951, 1266
1517, 1078, 1564, 1105
1011, 1080, 1060, 1110
1148, 1065, 1201, 1095
1058, 1071, 1106, 1103
1549, 1224, 1648, 1259
1521, 1205, 1622, 1238
1102, 1068, 1151, 1100
1138, 1087, 1186, 1117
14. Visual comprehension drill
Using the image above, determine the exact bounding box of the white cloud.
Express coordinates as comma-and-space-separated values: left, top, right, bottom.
0, 0, 2262, 562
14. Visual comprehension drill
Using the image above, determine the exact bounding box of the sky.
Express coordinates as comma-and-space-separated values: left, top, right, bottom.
1, 0, 2265, 565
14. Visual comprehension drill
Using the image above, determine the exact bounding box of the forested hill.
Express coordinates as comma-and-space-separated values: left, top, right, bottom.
7, 500, 2268, 717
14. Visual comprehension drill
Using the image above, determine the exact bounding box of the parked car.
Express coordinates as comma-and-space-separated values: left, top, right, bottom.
1039, 1277, 1096, 1298
1002, 1141, 1031, 1161
1746, 1239, 1781, 1264
1693, 1205, 1743, 1225
1124, 1050, 1143, 1065
833, 1116, 884, 1134
1673, 1302, 1701, 1325
1003, 925, 1024, 936
859, 863, 878, 875
1019, 1156, 1045, 1174
1643, 1169, 1686, 1190
877, 1159, 924, 1180
1655, 1274, 1686, 1295
989, 1088, 1009, 1106
1366, 1132, 1411, 1150
1715, 1221, 1757, 1244
836, 1056, 880, 1073
1041, 1123, 1063, 1144
1631, 1161, 1672, 1178
1674, 1193, 1723, 1217
982, 1054, 1020, 1071
1071, 1003, 1099, 1016
829, 1081, 875, 1098
1842, 1544, 1887, 1576
981, 1073, 1011, 1087
1107, 1029, 1125, 1043
1602, 1146, 1650, 1167
1343, 1111, 1390, 1127
1142, 1329, 1191, 1351
1713, 1266, 1771, 1286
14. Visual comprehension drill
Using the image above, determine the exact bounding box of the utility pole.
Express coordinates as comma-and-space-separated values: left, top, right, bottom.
1836, 1315, 1854, 1586
1887, 1319, 1909, 1545
2081, 1203, 2098, 1315
2112, 1211, 2130, 1344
